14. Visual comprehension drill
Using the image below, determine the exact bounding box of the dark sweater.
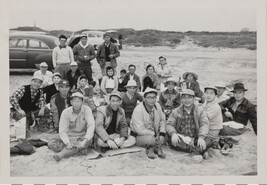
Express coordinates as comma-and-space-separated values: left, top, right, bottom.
121, 92, 143, 118
19, 85, 40, 112
106, 110, 118, 135
44, 84, 58, 104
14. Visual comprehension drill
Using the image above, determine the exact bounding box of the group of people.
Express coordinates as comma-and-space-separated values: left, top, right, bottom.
9, 32, 257, 162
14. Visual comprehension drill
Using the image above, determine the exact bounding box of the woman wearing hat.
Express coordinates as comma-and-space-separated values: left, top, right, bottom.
219, 83, 257, 135
158, 77, 181, 119
75, 75, 94, 99
142, 64, 159, 92
121, 80, 143, 125
155, 56, 172, 91
181, 72, 205, 103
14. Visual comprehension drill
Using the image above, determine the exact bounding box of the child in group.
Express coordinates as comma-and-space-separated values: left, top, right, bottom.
118, 69, 129, 93
158, 77, 181, 119
181, 72, 205, 103
100, 66, 118, 95
120, 80, 143, 125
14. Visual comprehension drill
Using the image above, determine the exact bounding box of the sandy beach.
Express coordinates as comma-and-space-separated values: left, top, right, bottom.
9, 40, 257, 176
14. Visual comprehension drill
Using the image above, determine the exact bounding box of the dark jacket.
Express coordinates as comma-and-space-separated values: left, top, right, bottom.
96, 42, 120, 68
66, 69, 82, 90
19, 85, 41, 112
181, 81, 204, 99
219, 97, 257, 134
44, 84, 58, 104
118, 77, 129, 92
95, 105, 128, 142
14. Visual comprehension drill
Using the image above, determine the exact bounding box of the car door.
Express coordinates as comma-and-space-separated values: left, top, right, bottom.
27, 39, 51, 69
9, 38, 28, 68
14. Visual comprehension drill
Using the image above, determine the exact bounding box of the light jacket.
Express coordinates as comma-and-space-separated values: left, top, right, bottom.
130, 102, 166, 136
95, 105, 128, 142
166, 104, 209, 139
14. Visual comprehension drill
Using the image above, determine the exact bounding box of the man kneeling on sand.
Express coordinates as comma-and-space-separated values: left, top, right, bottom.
48, 92, 95, 161
130, 88, 166, 159
166, 89, 211, 159
95, 91, 136, 152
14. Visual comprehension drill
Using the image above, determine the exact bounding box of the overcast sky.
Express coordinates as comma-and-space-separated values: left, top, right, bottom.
8, 0, 257, 32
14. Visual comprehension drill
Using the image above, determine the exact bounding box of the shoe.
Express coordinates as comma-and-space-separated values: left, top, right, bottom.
203, 151, 209, 159
220, 143, 231, 155
146, 147, 157, 159
28, 139, 48, 147
100, 147, 110, 153
154, 146, 166, 158
226, 137, 239, 145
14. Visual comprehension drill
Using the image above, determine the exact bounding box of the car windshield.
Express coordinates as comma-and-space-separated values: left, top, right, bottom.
54, 38, 59, 46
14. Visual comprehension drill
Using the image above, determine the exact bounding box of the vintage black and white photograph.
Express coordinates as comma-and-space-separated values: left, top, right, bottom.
8, 0, 258, 177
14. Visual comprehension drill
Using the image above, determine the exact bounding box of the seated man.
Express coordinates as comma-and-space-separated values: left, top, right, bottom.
33, 62, 53, 88
95, 91, 136, 151
219, 83, 257, 135
50, 80, 72, 132
166, 89, 210, 159
48, 92, 95, 161
158, 77, 181, 119
126, 64, 142, 91
44, 72, 61, 104
130, 88, 166, 159
9, 75, 51, 136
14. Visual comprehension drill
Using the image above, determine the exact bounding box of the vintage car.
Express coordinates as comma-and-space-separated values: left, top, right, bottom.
9, 33, 58, 71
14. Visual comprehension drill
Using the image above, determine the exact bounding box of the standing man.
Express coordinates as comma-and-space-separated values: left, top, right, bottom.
53, 34, 74, 79
33, 62, 53, 88
130, 88, 166, 159
48, 92, 95, 161
219, 83, 257, 135
95, 91, 136, 151
96, 32, 120, 76
166, 89, 210, 159
126, 64, 142, 91
73, 33, 96, 84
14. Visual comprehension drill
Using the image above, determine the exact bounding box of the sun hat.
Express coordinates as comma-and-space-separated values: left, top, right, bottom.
182, 72, 198, 81
125, 80, 138, 88
204, 85, 218, 94
164, 77, 178, 86
144, 87, 158, 97
215, 81, 226, 88
79, 33, 87, 39
109, 91, 122, 100
31, 75, 43, 82
230, 83, 247, 92
181, 89, 195, 96
71, 92, 84, 100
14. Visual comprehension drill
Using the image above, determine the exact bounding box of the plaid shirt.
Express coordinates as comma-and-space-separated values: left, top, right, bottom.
178, 108, 196, 138
10, 86, 46, 110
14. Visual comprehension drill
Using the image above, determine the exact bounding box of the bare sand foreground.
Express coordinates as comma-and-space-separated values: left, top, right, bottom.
10, 41, 257, 176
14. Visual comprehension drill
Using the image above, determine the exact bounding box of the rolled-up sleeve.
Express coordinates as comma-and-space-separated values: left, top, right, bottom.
59, 109, 71, 145
83, 107, 95, 141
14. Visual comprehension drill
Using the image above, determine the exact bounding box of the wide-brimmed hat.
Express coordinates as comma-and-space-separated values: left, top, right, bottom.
164, 77, 178, 86
181, 89, 195, 96
52, 72, 61, 78
125, 80, 138, 88
71, 92, 84, 100
58, 80, 70, 87
109, 91, 122, 100
144, 87, 157, 97
204, 85, 217, 94
215, 81, 226, 88
40, 62, 48, 67
182, 72, 198, 81
31, 75, 43, 82
231, 83, 247, 92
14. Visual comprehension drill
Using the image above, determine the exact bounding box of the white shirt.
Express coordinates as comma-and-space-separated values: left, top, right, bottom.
33, 70, 53, 87
129, 74, 134, 80
52, 46, 74, 67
